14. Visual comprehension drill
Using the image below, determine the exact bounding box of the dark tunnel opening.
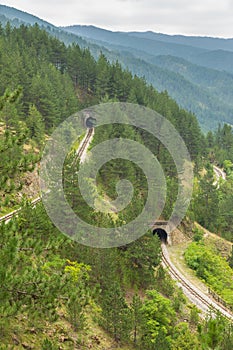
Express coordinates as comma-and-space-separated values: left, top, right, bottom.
153, 228, 168, 244
85, 117, 97, 128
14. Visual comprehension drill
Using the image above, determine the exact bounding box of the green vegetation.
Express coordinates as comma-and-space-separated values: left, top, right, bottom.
190, 126, 233, 240
206, 124, 233, 166
0, 89, 40, 210
0, 202, 181, 348
185, 241, 233, 307
4, 203, 232, 348
0, 22, 204, 214
1, 21, 233, 348
64, 25, 233, 130
3, 5, 233, 130
192, 227, 204, 243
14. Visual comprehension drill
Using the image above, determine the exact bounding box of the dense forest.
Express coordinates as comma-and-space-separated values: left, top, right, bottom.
2, 3, 233, 131
1, 23, 233, 348
64, 25, 233, 131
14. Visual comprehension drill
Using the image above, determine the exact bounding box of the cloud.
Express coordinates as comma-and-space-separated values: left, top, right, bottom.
0, 0, 232, 37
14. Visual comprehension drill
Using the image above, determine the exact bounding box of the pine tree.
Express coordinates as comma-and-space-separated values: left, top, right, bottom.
228, 246, 233, 269
27, 104, 44, 144
100, 281, 131, 342
192, 163, 219, 230
130, 294, 143, 344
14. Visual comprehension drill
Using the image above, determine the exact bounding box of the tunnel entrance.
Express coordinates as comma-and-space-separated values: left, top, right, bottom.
153, 228, 168, 244
85, 116, 97, 128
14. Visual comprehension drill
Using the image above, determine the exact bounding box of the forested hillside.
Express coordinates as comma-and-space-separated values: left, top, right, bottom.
190, 125, 233, 241
0, 22, 204, 212
64, 25, 233, 130
65, 25, 233, 73
0, 23, 203, 148
1, 4, 233, 130
1, 23, 233, 349
127, 31, 233, 52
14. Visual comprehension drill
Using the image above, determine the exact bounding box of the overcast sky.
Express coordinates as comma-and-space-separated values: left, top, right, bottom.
1, 0, 233, 37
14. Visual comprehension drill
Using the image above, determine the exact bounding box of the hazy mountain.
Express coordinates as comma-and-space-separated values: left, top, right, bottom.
127, 31, 233, 52
152, 55, 233, 106
1, 5, 233, 131
0, 4, 55, 28
0, 4, 110, 57
118, 53, 233, 131
192, 49, 233, 74
65, 25, 233, 75
64, 25, 208, 61
62, 25, 233, 130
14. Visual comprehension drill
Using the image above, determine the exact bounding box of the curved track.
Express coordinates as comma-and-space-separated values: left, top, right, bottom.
1, 130, 232, 321
0, 128, 94, 224
213, 165, 226, 181
76, 128, 94, 160
161, 243, 233, 320
0, 197, 41, 224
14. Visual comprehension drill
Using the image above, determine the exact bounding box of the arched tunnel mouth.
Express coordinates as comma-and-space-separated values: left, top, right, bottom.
153, 228, 168, 244
85, 116, 97, 128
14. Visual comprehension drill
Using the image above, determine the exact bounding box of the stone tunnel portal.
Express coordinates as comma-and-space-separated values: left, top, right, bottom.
153, 228, 168, 244
85, 116, 97, 128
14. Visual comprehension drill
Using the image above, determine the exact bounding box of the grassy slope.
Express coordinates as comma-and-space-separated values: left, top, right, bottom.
168, 222, 232, 295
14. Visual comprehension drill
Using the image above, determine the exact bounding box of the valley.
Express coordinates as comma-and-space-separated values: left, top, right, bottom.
1, 5, 233, 349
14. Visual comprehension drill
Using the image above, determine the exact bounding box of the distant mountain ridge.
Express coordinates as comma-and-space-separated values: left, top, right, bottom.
0, 5, 114, 59
64, 25, 209, 61
1, 5, 233, 131
0, 4, 55, 28
127, 31, 233, 52
63, 25, 233, 130
65, 25, 233, 74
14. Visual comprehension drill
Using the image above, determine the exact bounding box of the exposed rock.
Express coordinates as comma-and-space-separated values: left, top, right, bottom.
22, 342, 34, 349
170, 227, 188, 245
91, 335, 101, 344
12, 335, 20, 345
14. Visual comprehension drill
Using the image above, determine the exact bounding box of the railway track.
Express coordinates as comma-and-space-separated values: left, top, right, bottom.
0, 128, 94, 224
0, 197, 41, 224
213, 165, 226, 181
161, 243, 233, 320
76, 128, 94, 160
1, 128, 232, 321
